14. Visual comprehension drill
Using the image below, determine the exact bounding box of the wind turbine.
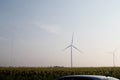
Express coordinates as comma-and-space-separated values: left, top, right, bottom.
107, 49, 117, 67
63, 33, 83, 68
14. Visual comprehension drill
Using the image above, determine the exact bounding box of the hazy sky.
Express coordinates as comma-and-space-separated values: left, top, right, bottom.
1, 0, 120, 67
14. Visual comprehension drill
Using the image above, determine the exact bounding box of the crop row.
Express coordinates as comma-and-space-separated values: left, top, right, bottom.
0, 67, 120, 80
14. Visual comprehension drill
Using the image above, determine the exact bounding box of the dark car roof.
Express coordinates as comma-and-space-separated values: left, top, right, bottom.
57, 75, 119, 80
61, 75, 106, 78
57, 75, 107, 80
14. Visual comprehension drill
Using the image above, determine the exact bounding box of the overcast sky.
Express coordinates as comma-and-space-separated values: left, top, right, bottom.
1, 0, 120, 67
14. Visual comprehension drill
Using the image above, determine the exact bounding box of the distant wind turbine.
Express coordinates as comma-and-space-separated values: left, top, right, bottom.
63, 33, 83, 68
107, 48, 117, 67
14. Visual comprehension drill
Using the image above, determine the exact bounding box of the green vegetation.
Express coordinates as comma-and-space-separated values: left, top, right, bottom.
0, 67, 120, 80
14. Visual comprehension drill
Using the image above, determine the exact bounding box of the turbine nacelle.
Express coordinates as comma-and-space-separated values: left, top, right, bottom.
63, 45, 83, 53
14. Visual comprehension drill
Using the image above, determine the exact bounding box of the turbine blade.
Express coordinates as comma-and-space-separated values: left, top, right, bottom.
106, 52, 113, 54
71, 33, 74, 44
72, 45, 83, 53
107, 48, 117, 54
63, 45, 71, 51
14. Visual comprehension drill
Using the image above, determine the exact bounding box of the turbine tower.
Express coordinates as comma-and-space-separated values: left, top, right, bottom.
63, 33, 83, 68
112, 49, 117, 67
108, 48, 117, 67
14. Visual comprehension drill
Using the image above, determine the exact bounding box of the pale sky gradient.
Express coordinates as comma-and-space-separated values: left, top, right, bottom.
1, 0, 120, 67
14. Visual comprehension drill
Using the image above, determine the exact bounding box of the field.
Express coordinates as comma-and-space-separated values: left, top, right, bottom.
0, 67, 120, 80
